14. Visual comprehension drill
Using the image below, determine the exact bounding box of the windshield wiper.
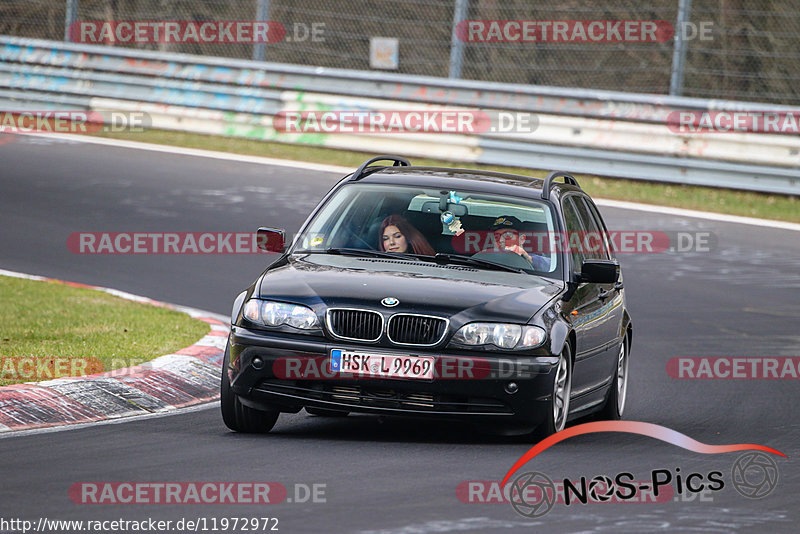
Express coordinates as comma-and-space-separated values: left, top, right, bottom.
323, 248, 420, 262
415, 253, 525, 273
319, 249, 523, 273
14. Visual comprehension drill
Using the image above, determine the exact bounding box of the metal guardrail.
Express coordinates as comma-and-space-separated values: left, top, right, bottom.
1, 35, 798, 195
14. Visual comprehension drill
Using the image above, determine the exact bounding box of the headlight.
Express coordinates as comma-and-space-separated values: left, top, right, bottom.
242, 299, 320, 330
286, 303, 319, 329
452, 323, 545, 349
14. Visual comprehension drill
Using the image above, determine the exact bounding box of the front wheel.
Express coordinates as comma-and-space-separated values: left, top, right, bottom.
532, 343, 572, 440
596, 336, 629, 420
220, 343, 279, 433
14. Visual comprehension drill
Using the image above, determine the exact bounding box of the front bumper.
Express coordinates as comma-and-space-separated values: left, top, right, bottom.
228, 326, 560, 429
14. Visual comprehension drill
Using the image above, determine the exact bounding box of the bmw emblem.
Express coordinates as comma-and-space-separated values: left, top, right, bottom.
381, 297, 399, 307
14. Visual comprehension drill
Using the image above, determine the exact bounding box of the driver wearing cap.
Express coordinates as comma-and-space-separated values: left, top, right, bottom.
489, 215, 549, 271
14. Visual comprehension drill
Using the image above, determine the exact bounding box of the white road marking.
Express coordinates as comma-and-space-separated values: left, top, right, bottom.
593, 198, 800, 233
16, 132, 352, 174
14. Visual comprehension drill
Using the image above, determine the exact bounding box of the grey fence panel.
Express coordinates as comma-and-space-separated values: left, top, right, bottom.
4, 1, 798, 106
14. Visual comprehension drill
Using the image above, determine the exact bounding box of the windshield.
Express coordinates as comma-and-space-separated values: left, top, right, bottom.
292, 183, 562, 278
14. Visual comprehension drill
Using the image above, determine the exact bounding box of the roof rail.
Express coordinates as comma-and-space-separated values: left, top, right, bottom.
540, 171, 579, 200
350, 155, 411, 181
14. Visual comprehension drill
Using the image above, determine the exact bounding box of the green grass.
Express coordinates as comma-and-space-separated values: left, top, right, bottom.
0, 275, 210, 386
93, 129, 799, 223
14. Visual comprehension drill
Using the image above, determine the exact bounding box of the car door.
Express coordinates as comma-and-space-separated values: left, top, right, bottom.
574, 196, 625, 382
561, 194, 621, 396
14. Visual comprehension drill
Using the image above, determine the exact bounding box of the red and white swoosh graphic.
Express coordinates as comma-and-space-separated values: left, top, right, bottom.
502, 421, 785, 486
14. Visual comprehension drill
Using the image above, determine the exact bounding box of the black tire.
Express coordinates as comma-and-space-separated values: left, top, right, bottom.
532, 343, 573, 440
596, 336, 630, 420
220, 344, 279, 433
306, 407, 350, 417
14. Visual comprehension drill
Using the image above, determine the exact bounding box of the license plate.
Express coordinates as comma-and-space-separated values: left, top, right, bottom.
330, 349, 434, 380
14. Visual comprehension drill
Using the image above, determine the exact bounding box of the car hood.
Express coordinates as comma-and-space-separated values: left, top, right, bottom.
257, 254, 563, 324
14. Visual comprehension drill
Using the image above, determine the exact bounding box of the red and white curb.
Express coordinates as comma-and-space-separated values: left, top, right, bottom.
0, 269, 229, 433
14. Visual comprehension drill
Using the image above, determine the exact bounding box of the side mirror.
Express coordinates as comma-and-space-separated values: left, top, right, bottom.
578, 259, 619, 284
256, 227, 286, 253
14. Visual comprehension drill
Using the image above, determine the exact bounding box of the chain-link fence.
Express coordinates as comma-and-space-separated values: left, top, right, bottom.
2, 0, 799, 105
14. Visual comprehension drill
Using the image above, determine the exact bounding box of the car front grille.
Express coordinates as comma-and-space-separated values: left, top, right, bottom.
326, 309, 448, 346
387, 314, 448, 345
326, 309, 383, 341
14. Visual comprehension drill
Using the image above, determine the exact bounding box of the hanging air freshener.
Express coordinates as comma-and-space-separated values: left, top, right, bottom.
441, 210, 464, 235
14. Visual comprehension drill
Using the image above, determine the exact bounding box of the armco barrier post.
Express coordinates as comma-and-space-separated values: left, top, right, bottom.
64, 0, 79, 41
669, 0, 694, 96
448, 0, 468, 79
254, 0, 270, 61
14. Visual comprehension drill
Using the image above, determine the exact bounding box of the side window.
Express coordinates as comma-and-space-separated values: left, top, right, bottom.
561, 197, 587, 273
582, 198, 614, 260
574, 197, 610, 260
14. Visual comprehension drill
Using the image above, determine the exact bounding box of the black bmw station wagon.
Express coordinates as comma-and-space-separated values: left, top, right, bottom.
222, 156, 632, 438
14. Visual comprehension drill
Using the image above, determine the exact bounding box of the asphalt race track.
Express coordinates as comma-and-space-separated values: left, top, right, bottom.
0, 133, 798, 533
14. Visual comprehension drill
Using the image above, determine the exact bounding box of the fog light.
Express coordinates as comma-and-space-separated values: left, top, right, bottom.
252, 357, 264, 370
505, 382, 518, 394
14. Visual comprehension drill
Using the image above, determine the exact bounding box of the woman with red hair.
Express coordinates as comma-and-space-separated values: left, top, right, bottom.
378, 214, 435, 256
